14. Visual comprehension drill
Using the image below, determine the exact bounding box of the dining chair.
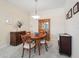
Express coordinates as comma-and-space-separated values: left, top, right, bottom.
39, 29, 48, 52
21, 33, 36, 58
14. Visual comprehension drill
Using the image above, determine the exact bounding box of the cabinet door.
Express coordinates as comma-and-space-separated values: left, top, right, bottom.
38, 19, 50, 41
60, 36, 71, 54
10, 32, 17, 46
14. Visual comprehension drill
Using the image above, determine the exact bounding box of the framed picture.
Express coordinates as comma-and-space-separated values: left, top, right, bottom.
66, 8, 72, 19
73, 2, 79, 14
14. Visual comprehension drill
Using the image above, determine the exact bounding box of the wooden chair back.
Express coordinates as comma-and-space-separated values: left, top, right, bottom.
21, 32, 32, 45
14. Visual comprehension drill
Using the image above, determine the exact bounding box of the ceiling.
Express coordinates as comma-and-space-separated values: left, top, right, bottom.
7, 0, 66, 13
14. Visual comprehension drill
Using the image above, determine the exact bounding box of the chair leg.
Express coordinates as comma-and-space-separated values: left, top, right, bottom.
22, 48, 24, 57
38, 43, 40, 55
34, 45, 36, 53
29, 49, 31, 58
45, 43, 48, 51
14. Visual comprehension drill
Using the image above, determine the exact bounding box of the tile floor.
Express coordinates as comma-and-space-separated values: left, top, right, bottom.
0, 37, 70, 58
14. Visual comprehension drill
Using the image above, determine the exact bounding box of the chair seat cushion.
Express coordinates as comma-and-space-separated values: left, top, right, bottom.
24, 43, 35, 49
40, 39, 46, 44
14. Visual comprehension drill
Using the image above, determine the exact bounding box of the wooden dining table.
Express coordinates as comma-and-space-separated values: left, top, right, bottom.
30, 32, 47, 55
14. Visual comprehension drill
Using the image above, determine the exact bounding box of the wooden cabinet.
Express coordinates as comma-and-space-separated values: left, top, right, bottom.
38, 19, 50, 41
59, 34, 72, 57
10, 31, 26, 46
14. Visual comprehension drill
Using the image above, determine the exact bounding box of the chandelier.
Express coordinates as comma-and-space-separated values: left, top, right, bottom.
32, 0, 40, 19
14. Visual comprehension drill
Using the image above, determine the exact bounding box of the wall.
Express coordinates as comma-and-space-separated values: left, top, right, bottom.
65, 0, 79, 57
0, 0, 29, 48
30, 8, 65, 40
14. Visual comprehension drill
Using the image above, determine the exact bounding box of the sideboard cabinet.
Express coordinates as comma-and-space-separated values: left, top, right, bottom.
59, 34, 72, 57
38, 19, 50, 41
10, 31, 26, 46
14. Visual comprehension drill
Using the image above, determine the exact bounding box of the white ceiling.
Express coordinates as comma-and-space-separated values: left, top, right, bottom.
7, 0, 66, 13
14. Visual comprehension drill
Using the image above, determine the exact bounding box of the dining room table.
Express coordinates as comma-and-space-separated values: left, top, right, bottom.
30, 32, 47, 55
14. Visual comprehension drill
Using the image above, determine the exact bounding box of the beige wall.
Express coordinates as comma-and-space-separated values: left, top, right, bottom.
0, 0, 29, 48
30, 8, 66, 40
65, 0, 79, 57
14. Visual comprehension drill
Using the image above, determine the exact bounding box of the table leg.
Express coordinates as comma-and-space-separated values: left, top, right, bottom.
38, 41, 40, 55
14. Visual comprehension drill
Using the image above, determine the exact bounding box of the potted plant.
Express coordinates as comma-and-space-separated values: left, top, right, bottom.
17, 21, 22, 28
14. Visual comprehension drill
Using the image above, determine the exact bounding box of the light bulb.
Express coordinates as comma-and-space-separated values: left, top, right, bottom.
32, 15, 40, 19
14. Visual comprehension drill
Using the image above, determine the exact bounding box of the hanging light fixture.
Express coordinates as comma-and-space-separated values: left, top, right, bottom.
32, 0, 40, 19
